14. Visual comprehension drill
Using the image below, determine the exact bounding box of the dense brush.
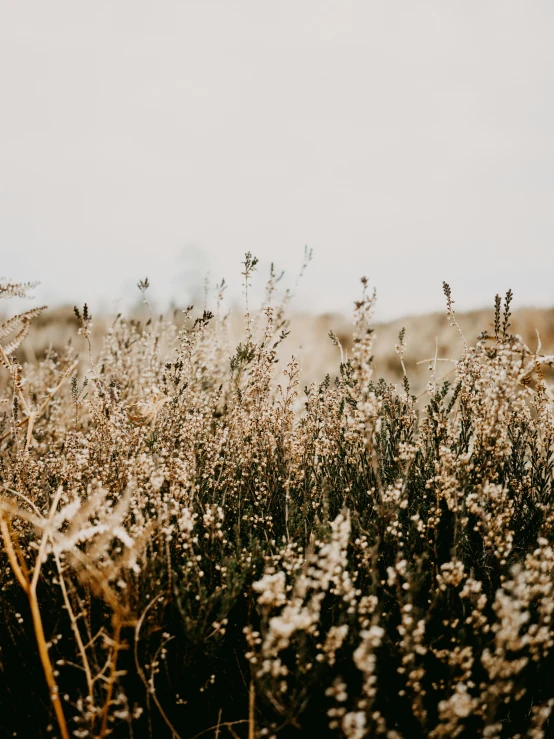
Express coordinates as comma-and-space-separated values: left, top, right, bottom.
1, 265, 554, 739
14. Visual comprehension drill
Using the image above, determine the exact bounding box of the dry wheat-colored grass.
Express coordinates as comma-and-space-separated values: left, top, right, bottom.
11, 303, 554, 395
1, 266, 554, 739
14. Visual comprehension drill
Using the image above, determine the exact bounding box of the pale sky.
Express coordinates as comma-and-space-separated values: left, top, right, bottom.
1, 1, 553, 320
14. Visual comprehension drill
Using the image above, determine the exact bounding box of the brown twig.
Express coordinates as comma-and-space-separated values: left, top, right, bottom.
0, 487, 70, 739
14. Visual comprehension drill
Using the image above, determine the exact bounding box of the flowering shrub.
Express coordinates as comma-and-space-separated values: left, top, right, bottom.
1, 263, 554, 738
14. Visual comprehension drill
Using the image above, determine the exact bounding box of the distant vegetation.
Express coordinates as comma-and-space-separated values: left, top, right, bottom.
1, 259, 554, 738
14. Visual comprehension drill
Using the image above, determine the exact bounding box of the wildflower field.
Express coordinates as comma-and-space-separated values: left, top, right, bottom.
2, 257, 554, 739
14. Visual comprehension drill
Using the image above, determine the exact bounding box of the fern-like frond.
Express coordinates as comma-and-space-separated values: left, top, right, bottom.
0, 306, 47, 340
0, 279, 39, 299
1, 320, 31, 355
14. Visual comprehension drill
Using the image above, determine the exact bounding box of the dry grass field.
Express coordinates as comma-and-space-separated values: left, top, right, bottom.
1, 264, 554, 738
14, 300, 554, 396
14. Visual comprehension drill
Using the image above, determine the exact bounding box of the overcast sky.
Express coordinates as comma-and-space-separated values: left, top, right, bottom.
1, 1, 553, 320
